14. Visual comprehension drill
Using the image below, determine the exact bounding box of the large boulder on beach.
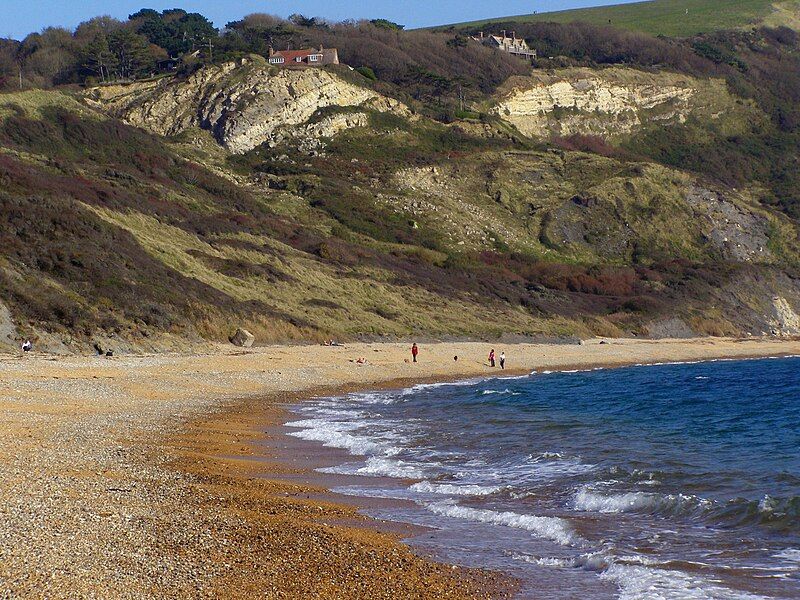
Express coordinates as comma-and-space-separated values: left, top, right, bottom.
230, 328, 255, 348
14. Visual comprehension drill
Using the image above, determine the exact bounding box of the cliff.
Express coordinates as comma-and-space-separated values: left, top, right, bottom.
491, 67, 755, 139
2, 56, 800, 353
84, 57, 409, 153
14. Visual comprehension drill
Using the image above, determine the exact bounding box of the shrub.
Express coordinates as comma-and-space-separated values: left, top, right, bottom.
355, 65, 377, 81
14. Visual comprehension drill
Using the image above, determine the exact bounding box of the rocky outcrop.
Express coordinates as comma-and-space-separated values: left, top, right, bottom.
491, 67, 744, 139
85, 57, 408, 153
267, 110, 370, 155
684, 185, 772, 262
230, 328, 255, 347
768, 296, 800, 336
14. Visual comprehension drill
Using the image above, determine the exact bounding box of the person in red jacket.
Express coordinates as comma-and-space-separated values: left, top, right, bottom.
411, 343, 419, 363
488, 349, 496, 367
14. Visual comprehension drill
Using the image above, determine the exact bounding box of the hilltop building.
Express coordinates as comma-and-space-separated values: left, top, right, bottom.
473, 31, 536, 61
268, 46, 340, 66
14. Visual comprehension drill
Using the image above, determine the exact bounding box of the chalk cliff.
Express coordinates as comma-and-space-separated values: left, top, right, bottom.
85, 57, 408, 153
491, 67, 749, 138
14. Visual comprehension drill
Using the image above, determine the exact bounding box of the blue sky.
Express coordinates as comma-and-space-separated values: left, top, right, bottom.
4, 1, 643, 40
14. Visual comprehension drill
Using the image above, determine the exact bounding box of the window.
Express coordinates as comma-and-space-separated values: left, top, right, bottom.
269, 57, 284, 64
309, 54, 320, 62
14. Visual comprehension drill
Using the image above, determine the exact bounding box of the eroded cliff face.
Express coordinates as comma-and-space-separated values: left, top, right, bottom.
491, 67, 747, 138
84, 57, 408, 153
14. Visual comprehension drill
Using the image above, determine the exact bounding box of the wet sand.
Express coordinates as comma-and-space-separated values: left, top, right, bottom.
1, 337, 799, 598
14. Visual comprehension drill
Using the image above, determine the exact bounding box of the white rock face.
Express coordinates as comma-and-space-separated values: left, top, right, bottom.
0, 301, 16, 350
85, 58, 408, 153
769, 296, 800, 336
491, 67, 723, 138
268, 110, 370, 151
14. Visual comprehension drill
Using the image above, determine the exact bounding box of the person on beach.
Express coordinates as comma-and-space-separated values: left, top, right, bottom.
499, 351, 506, 370
489, 349, 495, 367
411, 343, 419, 363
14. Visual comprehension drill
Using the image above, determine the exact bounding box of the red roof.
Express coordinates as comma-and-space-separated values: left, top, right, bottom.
272, 49, 322, 61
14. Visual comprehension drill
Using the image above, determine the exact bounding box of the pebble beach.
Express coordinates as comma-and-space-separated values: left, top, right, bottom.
1, 337, 799, 598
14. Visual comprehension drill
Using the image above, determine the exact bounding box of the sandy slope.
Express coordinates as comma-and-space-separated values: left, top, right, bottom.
0, 337, 798, 598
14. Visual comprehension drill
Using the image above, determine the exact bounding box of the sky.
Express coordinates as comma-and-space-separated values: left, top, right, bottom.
3, 0, 644, 40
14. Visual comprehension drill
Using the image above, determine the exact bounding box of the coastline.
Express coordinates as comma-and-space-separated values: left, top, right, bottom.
1, 337, 799, 597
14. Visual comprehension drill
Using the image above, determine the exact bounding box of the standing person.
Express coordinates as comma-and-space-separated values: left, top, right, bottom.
411, 343, 419, 363
499, 351, 506, 370
489, 349, 495, 367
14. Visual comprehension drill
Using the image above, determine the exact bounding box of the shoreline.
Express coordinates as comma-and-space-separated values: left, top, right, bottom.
1, 337, 800, 597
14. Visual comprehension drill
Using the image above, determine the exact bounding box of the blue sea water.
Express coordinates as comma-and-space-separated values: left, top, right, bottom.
285, 357, 800, 599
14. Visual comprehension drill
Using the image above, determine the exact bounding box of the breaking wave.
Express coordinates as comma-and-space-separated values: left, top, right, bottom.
425, 500, 579, 546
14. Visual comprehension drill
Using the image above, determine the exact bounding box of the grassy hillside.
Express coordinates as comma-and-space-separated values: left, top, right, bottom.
446, 0, 799, 38
3, 14, 800, 349
1, 83, 799, 351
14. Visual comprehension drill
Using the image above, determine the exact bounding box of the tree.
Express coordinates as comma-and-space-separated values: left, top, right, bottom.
129, 10, 216, 57
18, 27, 80, 87
75, 15, 122, 41
128, 8, 160, 21
108, 28, 153, 79
164, 13, 217, 55
370, 19, 404, 31
134, 12, 170, 50
289, 14, 318, 28
0, 39, 19, 89
83, 33, 117, 82
446, 34, 468, 48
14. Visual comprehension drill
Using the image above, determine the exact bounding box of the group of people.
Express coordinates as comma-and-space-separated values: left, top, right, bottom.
410, 343, 506, 369
488, 349, 506, 370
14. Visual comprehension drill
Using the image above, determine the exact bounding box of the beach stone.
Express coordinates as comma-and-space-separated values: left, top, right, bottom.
230, 328, 255, 348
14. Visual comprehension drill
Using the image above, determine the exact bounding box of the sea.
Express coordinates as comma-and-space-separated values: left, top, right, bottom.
285, 357, 800, 599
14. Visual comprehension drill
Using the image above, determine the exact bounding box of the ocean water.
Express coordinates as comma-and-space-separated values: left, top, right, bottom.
285, 357, 800, 599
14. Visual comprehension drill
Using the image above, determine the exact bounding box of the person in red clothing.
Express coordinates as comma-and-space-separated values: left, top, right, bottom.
488, 349, 496, 367
411, 343, 419, 363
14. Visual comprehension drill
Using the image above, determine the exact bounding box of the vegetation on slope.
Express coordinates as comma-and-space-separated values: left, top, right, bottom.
2, 8, 800, 348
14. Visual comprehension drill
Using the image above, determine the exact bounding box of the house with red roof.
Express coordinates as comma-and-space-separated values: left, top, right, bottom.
268, 46, 339, 67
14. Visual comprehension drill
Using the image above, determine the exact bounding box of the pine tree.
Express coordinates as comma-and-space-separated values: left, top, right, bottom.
108, 29, 152, 80
83, 34, 116, 82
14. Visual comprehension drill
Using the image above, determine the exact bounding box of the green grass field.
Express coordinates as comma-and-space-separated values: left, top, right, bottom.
446, 0, 799, 38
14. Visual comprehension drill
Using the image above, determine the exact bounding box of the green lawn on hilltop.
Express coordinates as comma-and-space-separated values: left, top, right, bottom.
446, 0, 798, 38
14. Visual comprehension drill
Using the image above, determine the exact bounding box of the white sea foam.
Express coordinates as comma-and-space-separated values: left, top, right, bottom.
527, 455, 595, 479
775, 548, 800, 567
536, 451, 563, 459
573, 487, 711, 514
284, 418, 360, 431
424, 500, 579, 546
348, 390, 401, 404
573, 489, 662, 513
511, 554, 572, 568
286, 419, 400, 456
400, 378, 485, 396
493, 373, 535, 381
481, 388, 520, 396
600, 563, 771, 600
514, 552, 770, 600
409, 481, 502, 496
319, 456, 430, 479
330, 485, 419, 500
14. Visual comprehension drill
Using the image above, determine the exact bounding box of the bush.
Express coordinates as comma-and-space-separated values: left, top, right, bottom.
355, 65, 377, 81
